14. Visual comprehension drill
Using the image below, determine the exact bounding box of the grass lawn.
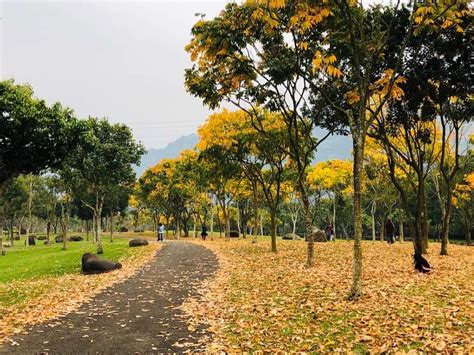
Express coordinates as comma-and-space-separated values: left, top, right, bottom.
0, 234, 147, 309
184, 238, 474, 352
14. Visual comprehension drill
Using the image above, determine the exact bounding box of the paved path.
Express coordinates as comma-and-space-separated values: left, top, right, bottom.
1, 242, 218, 354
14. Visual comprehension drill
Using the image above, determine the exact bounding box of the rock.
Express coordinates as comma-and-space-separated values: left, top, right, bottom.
229, 231, 240, 238
133, 228, 144, 233
36, 235, 47, 241
69, 235, 84, 242
2, 243, 11, 248
313, 229, 327, 242
55, 235, 64, 243
44, 241, 51, 245
283, 233, 301, 240
120, 227, 128, 232
81, 253, 122, 274
24, 235, 36, 246
129, 239, 149, 247
14, 235, 20, 241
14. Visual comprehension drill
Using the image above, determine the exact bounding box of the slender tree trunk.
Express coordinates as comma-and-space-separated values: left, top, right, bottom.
210, 203, 214, 241
259, 212, 264, 237
61, 204, 68, 251
96, 195, 104, 254
26, 175, 33, 247
333, 195, 337, 239
236, 207, 241, 235
465, 218, 471, 246
440, 189, 453, 255
270, 209, 277, 253
1, 214, 5, 256
175, 215, 180, 239
371, 202, 376, 243
301, 191, 314, 267
9, 217, 14, 247
399, 212, 404, 242
349, 131, 364, 300
46, 221, 51, 245
380, 217, 385, 242
110, 211, 114, 243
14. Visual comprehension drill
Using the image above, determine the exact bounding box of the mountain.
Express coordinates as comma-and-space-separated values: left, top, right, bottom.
134, 134, 199, 177
134, 131, 352, 177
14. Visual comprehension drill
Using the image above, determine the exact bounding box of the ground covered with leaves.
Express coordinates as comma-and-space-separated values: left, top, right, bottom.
0, 237, 160, 343
183, 239, 473, 352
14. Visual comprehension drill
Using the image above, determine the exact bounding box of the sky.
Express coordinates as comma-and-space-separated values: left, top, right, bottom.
1, 0, 397, 149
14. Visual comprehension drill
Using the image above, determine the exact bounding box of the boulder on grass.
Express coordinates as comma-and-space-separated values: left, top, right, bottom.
133, 228, 144, 233
120, 227, 128, 233
283, 233, 301, 240
229, 231, 240, 238
55, 235, 64, 243
313, 229, 327, 242
69, 235, 84, 242
81, 253, 122, 275
24, 235, 36, 246
43, 241, 51, 245
129, 239, 149, 247
2, 243, 11, 248
14, 234, 20, 241
36, 235, 47, 241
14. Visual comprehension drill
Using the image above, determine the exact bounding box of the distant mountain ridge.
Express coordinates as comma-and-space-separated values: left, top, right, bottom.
134, 134, 199, 177
134, 131, 352, 177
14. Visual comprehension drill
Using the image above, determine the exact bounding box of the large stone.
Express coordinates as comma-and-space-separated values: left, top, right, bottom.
69, 235, 84, 242
313, 229, 327, 242
229, 231, 240, 238
14, 234, 20, 241
55, 235, 64, 243
283, 233, 301, 240
129, 239, 149, 247
81, 253, 122, 274
24, 235, 36, 246
120, 227, 128, 233
36, 235, 47, 241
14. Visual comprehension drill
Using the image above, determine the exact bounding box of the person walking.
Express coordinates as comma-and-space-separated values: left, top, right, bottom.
385, 218, 395, 244
201, 224, 208, 241
157, 223, 165, 242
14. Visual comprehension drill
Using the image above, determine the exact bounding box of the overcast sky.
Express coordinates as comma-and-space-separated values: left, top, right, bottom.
1, 0, 395, 149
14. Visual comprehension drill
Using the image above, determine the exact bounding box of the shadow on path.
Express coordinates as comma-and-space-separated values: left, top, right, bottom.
1, 241, 218, 354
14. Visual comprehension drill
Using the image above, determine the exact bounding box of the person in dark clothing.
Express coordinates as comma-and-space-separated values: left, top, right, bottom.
385, 219, 395, 244
324, 224, 334, 241
414, 252, 432, 273
201, 224, 208, 240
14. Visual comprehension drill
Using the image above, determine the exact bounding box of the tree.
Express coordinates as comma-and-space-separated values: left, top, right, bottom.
0, 80, 81, 194
185, 2, 336, 265
307, 160, 352, 238
198, 109, 290, 252
67, 118, 144, 253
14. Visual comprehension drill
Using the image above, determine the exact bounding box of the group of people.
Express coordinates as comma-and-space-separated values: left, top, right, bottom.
155, 223, 208, 242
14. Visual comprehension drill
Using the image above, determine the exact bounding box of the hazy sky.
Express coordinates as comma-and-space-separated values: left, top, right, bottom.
1, 0, 396, 149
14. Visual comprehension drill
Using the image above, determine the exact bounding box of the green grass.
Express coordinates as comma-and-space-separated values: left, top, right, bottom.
0, 234, 134, 284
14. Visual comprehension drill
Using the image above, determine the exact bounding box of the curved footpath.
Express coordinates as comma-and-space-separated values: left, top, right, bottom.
1, 241, 218, 354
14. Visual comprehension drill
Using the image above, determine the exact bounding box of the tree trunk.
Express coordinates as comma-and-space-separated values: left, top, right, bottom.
371, 202, 376, 243
236, 207, 241, 236
1, 214, 5, 256
96, 195, 104, 254
259, 212, 264, 237
110, 211, 114, 243
175, 215, 180, 239
9, 217, 14, 247
380, 217, 385, 242
465, 218, 471, 246
210, 204, 214, 241
349, 131, 364, 300
85, 220, 89, 241
399, 213, 404, 242
61, 204, 68, 251
301, 191, 314, 267
26, 175, 33, 247
440, 189, 453, 255
46, 221, 51, 245
333, 195, 337, 239
270, 209, 277, 253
